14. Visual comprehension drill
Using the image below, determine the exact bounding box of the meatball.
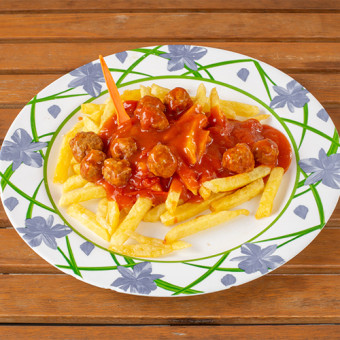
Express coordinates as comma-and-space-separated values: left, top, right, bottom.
102, 158, 132, 187
164, 87, 193, 116
69, 131, 104, 162
80, 150, 106, 182
222, 143, 255, 174
109, 137, 137, 160
232, 119, 263, 145
252, 138, 279, 167
134, 95, 169, 130
147, 144, 178, 178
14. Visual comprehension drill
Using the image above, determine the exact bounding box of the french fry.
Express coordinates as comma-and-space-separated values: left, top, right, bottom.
81, 103, 105, 115
160, 193, 226, 226
256, 167, 284, 219
83, 116, 99, 133
73, 163, 81, 175
107, 200, 120, 233
194, 83, 209, 112
219, 101, 236, 118
203, 166, 271, 193
109, 197, 153, 246
220, 100, 260, 117
210, 178, 264, 211
143, 203, 166, 222
53, 121, 84, 183
100, 98, 116, 128
59, 184, 106, 207
253, 114, 270, 122
165, 209, 249, 244
110, 240, 191, 257
62, 174, 88, 192
165, 179, 182, 214
199, 185, 211, 200
151, 84, 170, 102
121, 89, 141, 101
140, 85, 151, 97
96, 198, 112, 232
128, 231, 164, 246
67, 204, 110, 241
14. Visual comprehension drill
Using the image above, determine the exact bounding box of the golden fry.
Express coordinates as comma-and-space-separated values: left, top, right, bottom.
165, 209, 249, 244
194, 83, 209, 112
199, 185, 211, 200
140, 85, 151, 97
160, 193, 225, 226
203, 165, 271, 193
100, 98, 116, 128
107, 200, 120, 234
151, 84, 170, 102
121, 89, 141, 101
109, 240, 191, 257
67, 204, 110, 241
73, 163, 81, 175
62, 174, 88, 192
165, 183, 181, 215
59, 184, 106, 207
143, 203, 166, 222
256, 167, 284, 219
220, 100, 260, 117
81, 103, 105, 115
83, 116, 99, 133
253, 114, 270, 122
211, 178, 264, 211
109, 197, 153, 246
53, 121, 84, 183
96, 198, 112, 232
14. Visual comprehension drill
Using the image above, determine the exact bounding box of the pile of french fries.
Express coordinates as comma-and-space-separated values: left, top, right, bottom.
53, 83, 284, 258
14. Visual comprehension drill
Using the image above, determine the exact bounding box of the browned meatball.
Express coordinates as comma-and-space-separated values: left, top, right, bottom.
109, 137, 137, 160
252, 138, 279, 167
102, 158, 132, 187
80, 150, 106, 182
222, 143, 255, 174
134, 96, 169, 130
147, 144, 178, 178
164, 87, 193, 116
69, 131, 104, 162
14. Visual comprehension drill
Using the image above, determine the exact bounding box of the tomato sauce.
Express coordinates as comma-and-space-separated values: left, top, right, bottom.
98, 100, 292, 209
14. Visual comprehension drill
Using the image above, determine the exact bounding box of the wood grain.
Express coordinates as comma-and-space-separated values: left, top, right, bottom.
0, 226, 340, 274
1, 42, 339, 74
0, 325, 339, 340
0, 13, 339, 41
0, 73, 339, 107
1, 0, 339, 11
0, 274, 339, 324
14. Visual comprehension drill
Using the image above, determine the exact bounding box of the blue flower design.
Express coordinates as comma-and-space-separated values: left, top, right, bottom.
17, 215, 72, 250
68, 62, 105, 97
0, 128, 47, 171
221, 274, 236, 287
270, 80, 309, 113
116, 51, 128, 63
160, 45, 207, 72
80, 241, 95, 256
111, 262, 164, 294
231, 243, 284, 274
299, 148, 340, 189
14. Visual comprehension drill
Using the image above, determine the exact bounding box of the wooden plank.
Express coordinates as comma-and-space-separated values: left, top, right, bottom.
0, 227, 339, 274
0, 325, 340, 340
1, 42, 339, 74
0, 74, 339, 107
0, 13, 339, 41
0, 274, 339, 323
0, 0, 339, 11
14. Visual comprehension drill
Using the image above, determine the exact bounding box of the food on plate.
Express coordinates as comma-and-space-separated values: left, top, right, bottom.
53, 58, 292, 258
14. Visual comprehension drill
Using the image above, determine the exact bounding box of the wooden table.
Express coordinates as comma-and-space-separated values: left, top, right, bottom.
0, 1, 339, 339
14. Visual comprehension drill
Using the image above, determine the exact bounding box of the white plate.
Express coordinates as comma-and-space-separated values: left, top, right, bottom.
1, 45, 339, 296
